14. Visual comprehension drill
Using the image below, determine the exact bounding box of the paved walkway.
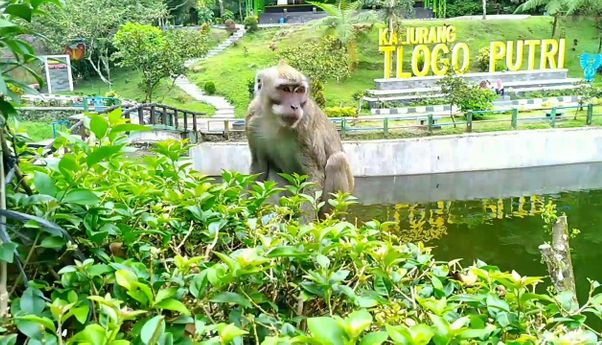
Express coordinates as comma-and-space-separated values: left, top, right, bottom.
174, 24, 247, 132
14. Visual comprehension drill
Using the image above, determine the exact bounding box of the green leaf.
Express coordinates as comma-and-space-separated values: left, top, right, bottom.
457, 325, 495, 340
266, 246, 308, 258
210, 292, 251, 308
90, 115, 109, 139
385, 325, 411, 345
486, 294, 510, 316
115, 269, 137, 290
5, 4, 32, 21
20, 287, 46, 314
155, 288, 177, 304
0, 334, 17, 345
14, 315, 56, 332
62, 189, 100, 205
307, 317, 345, 345
155, 299, 191, 316
39, 236, 66, 250
218, 323, 248, 344
112, 123, 151, 133
316, 254, 330, 269
87, 145, 123, 167
141, 316, 165, 345
0, 243, 17, 263
59, 154, 78, 175
33, 172, 57, 197
429, 314, 451, 345
345, 309, 373, 338
72, 304, 90, 324
70, 324, 107, 345
359, 332, 388, 345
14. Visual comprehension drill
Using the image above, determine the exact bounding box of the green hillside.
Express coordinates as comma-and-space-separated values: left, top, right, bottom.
188, 16, 599, 117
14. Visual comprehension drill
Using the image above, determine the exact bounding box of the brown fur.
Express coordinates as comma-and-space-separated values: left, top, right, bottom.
246, 62, 354, 219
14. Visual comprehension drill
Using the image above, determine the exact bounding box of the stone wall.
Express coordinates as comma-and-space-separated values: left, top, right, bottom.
374, 69, 569, 90
189, 127, 602, 177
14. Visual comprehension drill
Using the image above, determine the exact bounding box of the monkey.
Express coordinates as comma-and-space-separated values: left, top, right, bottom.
245, 60, 354, 220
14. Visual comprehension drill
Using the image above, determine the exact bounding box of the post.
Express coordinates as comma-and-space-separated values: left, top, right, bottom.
427, 114, 433, 134
550, 107, 557, 128
83, 97, 89, 112
184, 112, 189, 131
511, 108, 518, 129
341, 118, 347, 136
383, 117, 389, 138
162, 106, 168, 126
466, 111, 473, 132
138, 107, 144, 125
150, 105, 156, 125
539, 216, 578, 307
174, 109, 179, 129
587, 104, 593, 125
192, 113, 198, 132
224, 120, 229, 139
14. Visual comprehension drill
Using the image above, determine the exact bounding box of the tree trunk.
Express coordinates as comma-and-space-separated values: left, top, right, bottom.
539, 216, 578, 307
482, 0, 486, 20
218, 0, 225, 17
552, 15, 558, 37
598, 35, 602, 54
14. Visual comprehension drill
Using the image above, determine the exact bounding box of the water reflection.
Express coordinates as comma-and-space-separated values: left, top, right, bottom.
348, 163, 602, 305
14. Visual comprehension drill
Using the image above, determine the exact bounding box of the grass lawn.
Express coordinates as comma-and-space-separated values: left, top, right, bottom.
11, 119, 55, 142
61, 28, 230, 116
188, 16, 600, 118
69, 70, 216, 115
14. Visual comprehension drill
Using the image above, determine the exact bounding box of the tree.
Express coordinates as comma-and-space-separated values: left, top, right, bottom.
309, 0, 377, 69
514, 0, 567, 37
566, 0, 602, 52
113, 23, 185, 102
483, 0, 487, 19
437, 72, 497, 126
380, 0, 414, 42
30, 0, 167, 86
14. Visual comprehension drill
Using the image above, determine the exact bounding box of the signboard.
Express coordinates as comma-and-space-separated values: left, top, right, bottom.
378, 25, 566, 79
42, 55, 73, 94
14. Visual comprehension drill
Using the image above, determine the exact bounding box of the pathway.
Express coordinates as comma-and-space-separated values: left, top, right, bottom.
174, 24, 247, 132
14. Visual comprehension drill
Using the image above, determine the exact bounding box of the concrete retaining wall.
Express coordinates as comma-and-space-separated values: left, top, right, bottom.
189, 127, 602, 177
374, 69, 569, 90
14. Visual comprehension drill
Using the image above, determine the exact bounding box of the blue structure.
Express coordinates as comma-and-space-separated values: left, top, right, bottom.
580, 53, 602, 82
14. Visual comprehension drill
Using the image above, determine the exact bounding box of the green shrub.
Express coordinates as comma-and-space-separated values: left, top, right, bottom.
312, 79, 327, 107
476, 47, 490, 72
244, 15, 259, 32
5, 109, 602, 345
166, 28, 210, 60
445, 0, 481, 17
204, 81, 216, 95
463, 87, 498, 119
4, 109, 602, 345
279, 35, 351, 82
324, 106, 358, 117
197, 6, 215, 24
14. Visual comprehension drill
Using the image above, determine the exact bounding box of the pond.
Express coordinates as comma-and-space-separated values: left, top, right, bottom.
348, 162, 602, 304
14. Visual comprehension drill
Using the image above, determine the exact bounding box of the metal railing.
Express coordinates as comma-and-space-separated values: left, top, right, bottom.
194, 104, 599, 138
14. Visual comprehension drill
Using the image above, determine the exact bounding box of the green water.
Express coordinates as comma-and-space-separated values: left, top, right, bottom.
349, 176, 602, 305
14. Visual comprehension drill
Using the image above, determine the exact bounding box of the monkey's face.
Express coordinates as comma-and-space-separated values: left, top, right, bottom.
270, 81, 308, 128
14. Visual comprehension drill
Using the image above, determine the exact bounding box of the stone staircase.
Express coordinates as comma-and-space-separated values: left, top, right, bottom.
184, 25, 246, 68
176, 24, 247, 131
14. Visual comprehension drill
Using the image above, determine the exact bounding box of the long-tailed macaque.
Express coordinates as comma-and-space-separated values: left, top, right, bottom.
245, 61, 354, 219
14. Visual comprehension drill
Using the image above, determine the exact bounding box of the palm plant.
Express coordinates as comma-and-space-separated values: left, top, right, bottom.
308, 0, 377, 69
514, 0, 568, 37
380, 0, 414, 41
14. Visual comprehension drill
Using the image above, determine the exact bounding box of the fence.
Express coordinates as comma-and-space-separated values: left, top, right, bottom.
195, 104, 600, 138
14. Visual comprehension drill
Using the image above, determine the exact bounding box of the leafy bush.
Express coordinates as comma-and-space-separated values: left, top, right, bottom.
197, 6, 215, 24
221, 9, 235, 22
278, 36, 352, 83
166, 28, 210, 60
476, 47, 490, 72
113, 22, 185, 102
445, 0, 481, 17
204, 81, 217, 95
312, 80, 327, 108
437, 73, 497, 121
244, 15, 259, 32
324, 106, 358, 117
3, 109, 602, 344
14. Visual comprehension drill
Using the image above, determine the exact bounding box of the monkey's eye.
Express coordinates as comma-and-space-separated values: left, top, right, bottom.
295, 87, 305, 94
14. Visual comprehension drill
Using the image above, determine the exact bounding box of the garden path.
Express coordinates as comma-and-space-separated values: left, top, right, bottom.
174, 24, 247, 130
